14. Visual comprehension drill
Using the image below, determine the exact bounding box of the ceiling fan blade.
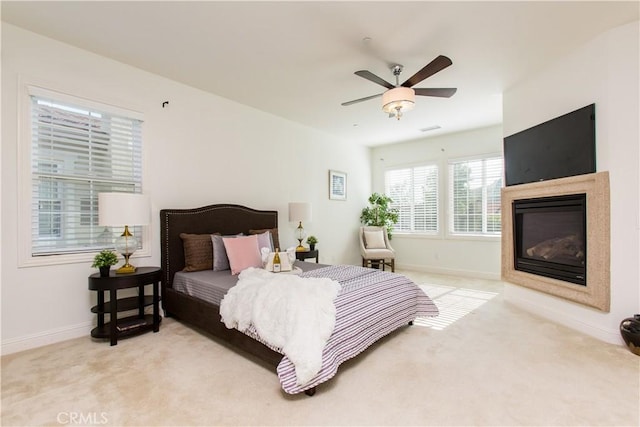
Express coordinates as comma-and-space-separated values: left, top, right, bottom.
401, 55, 453, 88
354, 70, 395, 89
414, 88, 457, 98
341, 93, 383, 106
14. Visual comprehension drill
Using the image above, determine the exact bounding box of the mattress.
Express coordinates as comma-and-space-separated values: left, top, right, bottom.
173, 261, 324, 306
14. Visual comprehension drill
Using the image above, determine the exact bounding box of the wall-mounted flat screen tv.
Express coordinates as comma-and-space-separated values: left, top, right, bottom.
503, 103, 596, 186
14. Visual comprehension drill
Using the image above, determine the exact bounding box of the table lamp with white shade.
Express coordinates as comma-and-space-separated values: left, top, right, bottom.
288, 202, 312, 252
98, 192, 150, 274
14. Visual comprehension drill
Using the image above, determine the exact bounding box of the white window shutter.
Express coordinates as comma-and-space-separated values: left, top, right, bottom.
30, 93, 144, 256
449, 156, 503, 235
385, 164, 438, 233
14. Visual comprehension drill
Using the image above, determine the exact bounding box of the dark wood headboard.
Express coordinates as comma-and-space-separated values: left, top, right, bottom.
159, 204, 278, 289
158, 204, 283, 368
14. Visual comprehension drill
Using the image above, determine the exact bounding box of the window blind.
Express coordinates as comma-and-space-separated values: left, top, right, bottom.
449, 156, 503, 235
385, 164, 438, 233
30, 94, 143, 256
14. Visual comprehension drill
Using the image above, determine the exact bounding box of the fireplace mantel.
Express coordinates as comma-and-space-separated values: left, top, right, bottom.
501, 172, 610, 311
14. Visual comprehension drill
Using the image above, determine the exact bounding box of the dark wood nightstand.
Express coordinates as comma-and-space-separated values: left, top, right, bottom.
295, 249, 319, 263
88, 266, 162, 346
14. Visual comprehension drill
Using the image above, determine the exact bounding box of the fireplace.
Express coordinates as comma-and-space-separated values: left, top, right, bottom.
501, 172, 610, 311
513, 194, 586, 286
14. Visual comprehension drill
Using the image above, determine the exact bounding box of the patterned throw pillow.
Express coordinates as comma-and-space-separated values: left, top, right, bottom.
180, 233, 219, 272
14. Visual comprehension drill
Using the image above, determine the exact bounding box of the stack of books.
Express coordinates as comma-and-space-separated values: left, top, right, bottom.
116, 317, 147, 332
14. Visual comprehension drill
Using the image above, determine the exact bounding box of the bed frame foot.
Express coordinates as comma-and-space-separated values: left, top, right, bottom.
304, 387, 316, 397
408, 320, 414, 326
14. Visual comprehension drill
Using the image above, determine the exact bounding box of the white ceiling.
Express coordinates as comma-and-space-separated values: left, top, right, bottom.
2, 1, 638, 146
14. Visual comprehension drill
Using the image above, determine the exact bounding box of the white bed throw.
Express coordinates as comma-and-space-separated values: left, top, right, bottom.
220, 267, 341, 385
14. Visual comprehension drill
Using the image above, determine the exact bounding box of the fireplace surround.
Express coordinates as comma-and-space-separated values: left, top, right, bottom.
501, 172, 610, 311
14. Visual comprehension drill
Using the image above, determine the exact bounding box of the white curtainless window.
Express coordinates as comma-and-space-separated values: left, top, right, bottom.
385, 164, 439, 234
27, 86, 144, 259
449, 155, 503, 235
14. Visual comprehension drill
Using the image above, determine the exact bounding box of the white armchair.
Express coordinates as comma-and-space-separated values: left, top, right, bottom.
359, 226, 395, 272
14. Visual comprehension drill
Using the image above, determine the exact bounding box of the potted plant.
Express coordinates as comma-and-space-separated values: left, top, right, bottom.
360, 193, 399, 239
92, 250, 119, 277
306, 235, 318, 251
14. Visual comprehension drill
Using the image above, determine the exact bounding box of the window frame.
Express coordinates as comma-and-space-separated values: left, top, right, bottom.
447, 153, 503, 239
17, 82, 150, 267
384, 162, 440, 236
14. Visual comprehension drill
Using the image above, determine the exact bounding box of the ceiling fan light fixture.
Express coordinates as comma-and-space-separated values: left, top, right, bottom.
382, 87, 415, 120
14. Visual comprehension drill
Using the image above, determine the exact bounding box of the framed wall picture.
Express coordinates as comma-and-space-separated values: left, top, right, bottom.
329, 170, 347, 200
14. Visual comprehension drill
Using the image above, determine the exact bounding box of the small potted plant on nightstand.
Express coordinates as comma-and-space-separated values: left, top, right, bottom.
306, 235, 318, 251
92, 250, 119, 277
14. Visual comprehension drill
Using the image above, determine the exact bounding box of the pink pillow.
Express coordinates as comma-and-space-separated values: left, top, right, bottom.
222, 234, 262, 275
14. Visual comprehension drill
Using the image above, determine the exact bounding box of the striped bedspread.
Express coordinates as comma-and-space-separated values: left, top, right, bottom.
241, 265, 439, 394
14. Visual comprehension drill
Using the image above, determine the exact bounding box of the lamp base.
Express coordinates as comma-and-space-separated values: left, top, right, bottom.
296, 245, 306, 252
115, 230, 138, 274
116, 252, 136, 274
116, 264, 136, 274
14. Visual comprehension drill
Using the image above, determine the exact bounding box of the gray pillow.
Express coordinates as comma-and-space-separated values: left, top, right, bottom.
254, 230, 274, 252
249, 228, 279, 251
211, 233, 242, 271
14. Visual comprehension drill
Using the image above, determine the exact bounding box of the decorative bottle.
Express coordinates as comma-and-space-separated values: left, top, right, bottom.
273, 248, 281, 273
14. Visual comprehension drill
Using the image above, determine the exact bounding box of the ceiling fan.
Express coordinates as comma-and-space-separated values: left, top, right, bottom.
341, 55, 457, 120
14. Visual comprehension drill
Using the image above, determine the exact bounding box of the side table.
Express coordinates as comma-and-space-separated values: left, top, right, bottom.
295, 249, 319, 263
88, 266, 162, 346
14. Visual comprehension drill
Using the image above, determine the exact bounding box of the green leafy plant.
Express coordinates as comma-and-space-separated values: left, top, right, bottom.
91, 250, 119, 268
360, 193, 399, 239
306, 235, 318, 245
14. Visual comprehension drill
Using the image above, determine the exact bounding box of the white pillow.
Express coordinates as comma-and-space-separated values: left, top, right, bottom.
364, 230, 386, 249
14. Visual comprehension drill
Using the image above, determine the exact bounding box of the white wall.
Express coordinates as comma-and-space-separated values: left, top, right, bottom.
1, 24, 371, 354
502, 21, 640, 344
371, 125, 503, 279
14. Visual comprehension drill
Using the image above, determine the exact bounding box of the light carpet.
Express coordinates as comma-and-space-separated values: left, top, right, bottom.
2, 270, 639, 426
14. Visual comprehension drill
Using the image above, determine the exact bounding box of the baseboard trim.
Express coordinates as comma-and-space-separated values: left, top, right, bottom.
396, 263, 501, 281
1, 321, 92, 356
504, 286, 623, 345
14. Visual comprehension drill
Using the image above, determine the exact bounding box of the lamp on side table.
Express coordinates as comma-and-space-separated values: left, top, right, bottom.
288, 202, 312, 252
98, 192, 150, 274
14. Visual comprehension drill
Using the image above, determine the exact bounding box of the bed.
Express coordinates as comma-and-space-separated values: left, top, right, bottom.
160, 203, 438, 395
